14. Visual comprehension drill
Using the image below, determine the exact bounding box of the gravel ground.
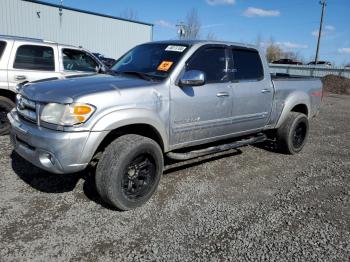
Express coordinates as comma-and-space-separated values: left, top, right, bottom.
0, 94, 349, 261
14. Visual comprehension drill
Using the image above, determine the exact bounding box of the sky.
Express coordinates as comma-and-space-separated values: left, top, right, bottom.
42, 0, 350, 65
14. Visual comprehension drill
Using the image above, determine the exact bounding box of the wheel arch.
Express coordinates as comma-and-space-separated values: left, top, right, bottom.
0, 89, 16, 103
94, 123, 166, 158
275, 92, 311, 128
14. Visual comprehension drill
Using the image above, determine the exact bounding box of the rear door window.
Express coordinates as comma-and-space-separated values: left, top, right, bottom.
0, 41, 6, 60
231, 48, 264, 81
62, 49, 99, 72
186, 46, 228, 83
14, 45, 55, 71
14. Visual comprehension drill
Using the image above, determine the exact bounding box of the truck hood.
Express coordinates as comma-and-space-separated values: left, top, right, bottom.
21, 74, 155, 103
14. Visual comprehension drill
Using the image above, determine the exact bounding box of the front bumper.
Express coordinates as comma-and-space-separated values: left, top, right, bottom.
8, 110, 104, 174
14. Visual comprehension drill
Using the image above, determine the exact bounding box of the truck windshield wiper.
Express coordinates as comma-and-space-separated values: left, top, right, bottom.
115, 71, 155, 81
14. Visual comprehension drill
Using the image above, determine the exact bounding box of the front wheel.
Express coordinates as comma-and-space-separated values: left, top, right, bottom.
277, 112, 309, 154
0, 97, 15, 136
95, 134, 164, 211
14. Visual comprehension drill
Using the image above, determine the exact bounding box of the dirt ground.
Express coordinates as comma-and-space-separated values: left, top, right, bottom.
322, 75, 350, 95
0, 94, 349, 261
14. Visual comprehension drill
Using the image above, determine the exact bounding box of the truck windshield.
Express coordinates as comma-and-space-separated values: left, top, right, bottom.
111, 43, 189, 81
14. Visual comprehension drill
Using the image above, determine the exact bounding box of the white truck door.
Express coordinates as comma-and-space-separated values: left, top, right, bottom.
7, 42, 60, 92
0, 40, 10, 90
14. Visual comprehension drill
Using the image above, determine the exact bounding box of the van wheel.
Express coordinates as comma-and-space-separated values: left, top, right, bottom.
0, 97, 15, 136
277, 112, 309, 154
95, 134, 164, 211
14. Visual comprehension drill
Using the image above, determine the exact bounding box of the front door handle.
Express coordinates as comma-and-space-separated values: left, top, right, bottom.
217, 92, 230, 97
261, 89, 271, 94
14, 75, 27, 81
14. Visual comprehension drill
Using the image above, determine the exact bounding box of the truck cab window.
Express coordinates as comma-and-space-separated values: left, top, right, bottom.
0, 41, 6, 60
186, 47, 228, 83
14, 45, 55, 71
232, 48, 264, 81
62, 49, 99, 72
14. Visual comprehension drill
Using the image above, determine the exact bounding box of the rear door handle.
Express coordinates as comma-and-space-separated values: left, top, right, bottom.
14, 75, 27, 81
217, 92, 230, 97
261, 89, 271, 94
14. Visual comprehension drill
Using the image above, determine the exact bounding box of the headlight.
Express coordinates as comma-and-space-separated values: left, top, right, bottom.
40, 103, 95, 126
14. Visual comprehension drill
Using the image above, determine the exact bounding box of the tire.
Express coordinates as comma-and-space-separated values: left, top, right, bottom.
0, 96, 15, 136
277, 112, 309, 154
95, 134, 164, 211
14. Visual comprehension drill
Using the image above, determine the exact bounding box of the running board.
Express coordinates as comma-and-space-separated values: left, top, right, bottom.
166, 133, 267, 161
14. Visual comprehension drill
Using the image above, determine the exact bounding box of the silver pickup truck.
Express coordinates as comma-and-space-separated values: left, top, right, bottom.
8, 40, 323, 210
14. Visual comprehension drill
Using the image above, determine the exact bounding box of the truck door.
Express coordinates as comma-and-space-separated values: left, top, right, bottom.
7, 43, 60, 92
170, 45, 233, 146
0, 40, 9, 90
229, 46, 273, 133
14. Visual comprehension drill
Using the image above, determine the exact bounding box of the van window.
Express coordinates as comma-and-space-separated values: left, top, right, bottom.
14, 45, 55, 71
0, 41, 7, 60
62, 49, 99, 72
232, 48, 264, 81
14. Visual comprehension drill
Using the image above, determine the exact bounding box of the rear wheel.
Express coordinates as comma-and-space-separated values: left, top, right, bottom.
0, 96, 15, 136
277, 112, 309, 154
95, 134, 164, 210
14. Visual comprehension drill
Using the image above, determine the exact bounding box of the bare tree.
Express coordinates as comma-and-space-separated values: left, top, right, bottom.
120, 8, 138, 20
206, 31, 217, 40
283, 51, 301, 61
260, 36, 305, 63
179, 8, 201, 40
266, 44, 283, 62
255, 34, 263, 48
265, 38, 283, 62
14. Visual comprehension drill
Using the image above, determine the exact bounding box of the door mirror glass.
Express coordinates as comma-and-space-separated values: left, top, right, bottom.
179, 70, 206, 87
95, 64, 104, 73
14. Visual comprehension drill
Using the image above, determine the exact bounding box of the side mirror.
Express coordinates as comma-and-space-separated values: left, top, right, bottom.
179, 70, 206, 87
96, 64, 107, 74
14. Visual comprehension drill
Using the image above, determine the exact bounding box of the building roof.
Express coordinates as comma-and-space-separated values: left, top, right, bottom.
22, 0, 153, 27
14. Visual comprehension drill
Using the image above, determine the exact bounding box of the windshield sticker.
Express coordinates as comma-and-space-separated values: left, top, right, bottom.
157, 61, 174, 72
165, 45, 187, 52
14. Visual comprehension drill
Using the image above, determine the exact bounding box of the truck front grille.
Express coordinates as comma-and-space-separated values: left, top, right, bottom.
17, 96, 38, 124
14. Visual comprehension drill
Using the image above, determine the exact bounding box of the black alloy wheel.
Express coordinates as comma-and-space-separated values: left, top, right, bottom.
122, 154, 157, 200
292, 122, 307, 149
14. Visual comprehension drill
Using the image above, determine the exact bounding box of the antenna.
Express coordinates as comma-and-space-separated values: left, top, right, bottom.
176, 22, 187, 40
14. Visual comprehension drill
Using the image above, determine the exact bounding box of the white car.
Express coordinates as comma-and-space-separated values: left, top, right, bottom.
0, 35, 106, 135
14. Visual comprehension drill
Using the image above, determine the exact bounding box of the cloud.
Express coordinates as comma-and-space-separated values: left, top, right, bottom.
206, 0, 235, 5
338, 48, 350, 54
312, 25, 335, 37
202, 23, 225, 29
243, 7, 280, 17
154, 20, 175, 29
276, 41, 308, 49
325, 25, 335, 31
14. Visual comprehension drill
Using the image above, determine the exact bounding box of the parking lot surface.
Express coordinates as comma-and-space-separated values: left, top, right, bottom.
0, 94, 349, 261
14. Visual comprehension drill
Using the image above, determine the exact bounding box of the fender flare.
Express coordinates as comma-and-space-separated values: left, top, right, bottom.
275, 91, 311, 128
91, 108, 169, 151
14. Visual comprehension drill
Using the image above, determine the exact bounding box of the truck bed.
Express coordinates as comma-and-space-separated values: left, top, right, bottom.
266, 74, 323, 129
271, 73, 319, 80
